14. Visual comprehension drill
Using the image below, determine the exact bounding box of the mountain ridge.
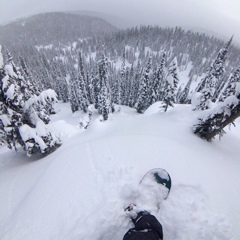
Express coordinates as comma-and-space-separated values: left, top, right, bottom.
0, 12, 118, 47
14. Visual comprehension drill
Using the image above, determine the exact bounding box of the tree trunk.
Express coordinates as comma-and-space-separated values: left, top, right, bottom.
204, 103, 240, 141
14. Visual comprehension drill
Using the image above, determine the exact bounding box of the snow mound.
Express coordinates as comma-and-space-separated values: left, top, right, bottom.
160, 185, 231, 240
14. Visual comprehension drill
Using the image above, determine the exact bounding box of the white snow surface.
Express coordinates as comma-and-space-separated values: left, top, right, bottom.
5, 84, 15, 100
1, 75, 10, 90
24, 89, 58, 111
19, 123, 47, 152
4, 64, 18, 78
0, 102, 240, 240
38, 89, 58, 104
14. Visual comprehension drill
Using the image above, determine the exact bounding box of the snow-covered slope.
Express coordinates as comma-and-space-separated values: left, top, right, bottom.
0, 102, 240, 240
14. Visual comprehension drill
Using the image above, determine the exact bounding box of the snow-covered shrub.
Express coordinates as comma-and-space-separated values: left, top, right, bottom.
191, 92, 213, 111
23, 89, 58, 125
38, 89, 58, 115
19, 121, 61, 157
79, 105, 93, 129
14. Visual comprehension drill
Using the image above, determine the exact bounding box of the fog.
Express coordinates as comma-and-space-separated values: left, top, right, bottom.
0, 0, 240, 44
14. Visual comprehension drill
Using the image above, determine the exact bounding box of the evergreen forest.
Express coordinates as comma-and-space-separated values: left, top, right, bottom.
1, 13, 240, 156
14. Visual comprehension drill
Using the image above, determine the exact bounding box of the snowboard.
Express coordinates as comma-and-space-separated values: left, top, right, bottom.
124, 168, 172, 213
140, 168, 171, 200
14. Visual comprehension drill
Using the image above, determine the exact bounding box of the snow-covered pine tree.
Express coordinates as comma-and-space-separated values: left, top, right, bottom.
170, 57, 180, 92
193, 79, 214, 111
128, 63, 135, 107
193, 87, 240, 141
132, 59, 142, 106
5, 49, 19, 73
75, 51, 89, 113
39, 53, 53, 89
162, 57, 179, 111
149, 52, 166, 105
124, 68, 130, 105
87, 72, 95, 105
0, 46, 61, 156
92, 71, 100, 110
119, 49, 126, 105
213, 36, 234, 101
179, 76, 193, 104
98, 85, 109, 120
112, 73, 120, 105
19, 56, 38, 97
176, 86, 182, 103
78, 51, 86, 83
193, 62, 240, 141
85, 72, 93, 104
69, 74, 79, 113
194, 36, 232, 109
0, 57, 24, 151
13, 53, 53, 124
36, 89, 58, 116
58, 76, 69, 103
97, 52, 111, 120
135, 57, 152, 113
50, 61, 69, 103
76, 76, 89, 113
219, 67, 240, 102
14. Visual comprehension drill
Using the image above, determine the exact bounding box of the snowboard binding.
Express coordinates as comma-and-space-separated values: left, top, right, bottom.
124, 203, 137, 212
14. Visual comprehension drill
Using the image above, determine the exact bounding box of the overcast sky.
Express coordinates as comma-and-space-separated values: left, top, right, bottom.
0, 0, 240, 44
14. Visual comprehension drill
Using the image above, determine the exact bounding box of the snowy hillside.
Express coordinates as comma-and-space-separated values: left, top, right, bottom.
0, 102, 240, 240
0, 12, 117, 46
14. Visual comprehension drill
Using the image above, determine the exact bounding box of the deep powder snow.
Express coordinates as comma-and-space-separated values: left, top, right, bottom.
0, 102, 240, 240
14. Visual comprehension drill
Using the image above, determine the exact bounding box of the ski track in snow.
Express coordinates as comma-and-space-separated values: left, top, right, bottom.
0, 103, 239, 240
68, 138, 134, 240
